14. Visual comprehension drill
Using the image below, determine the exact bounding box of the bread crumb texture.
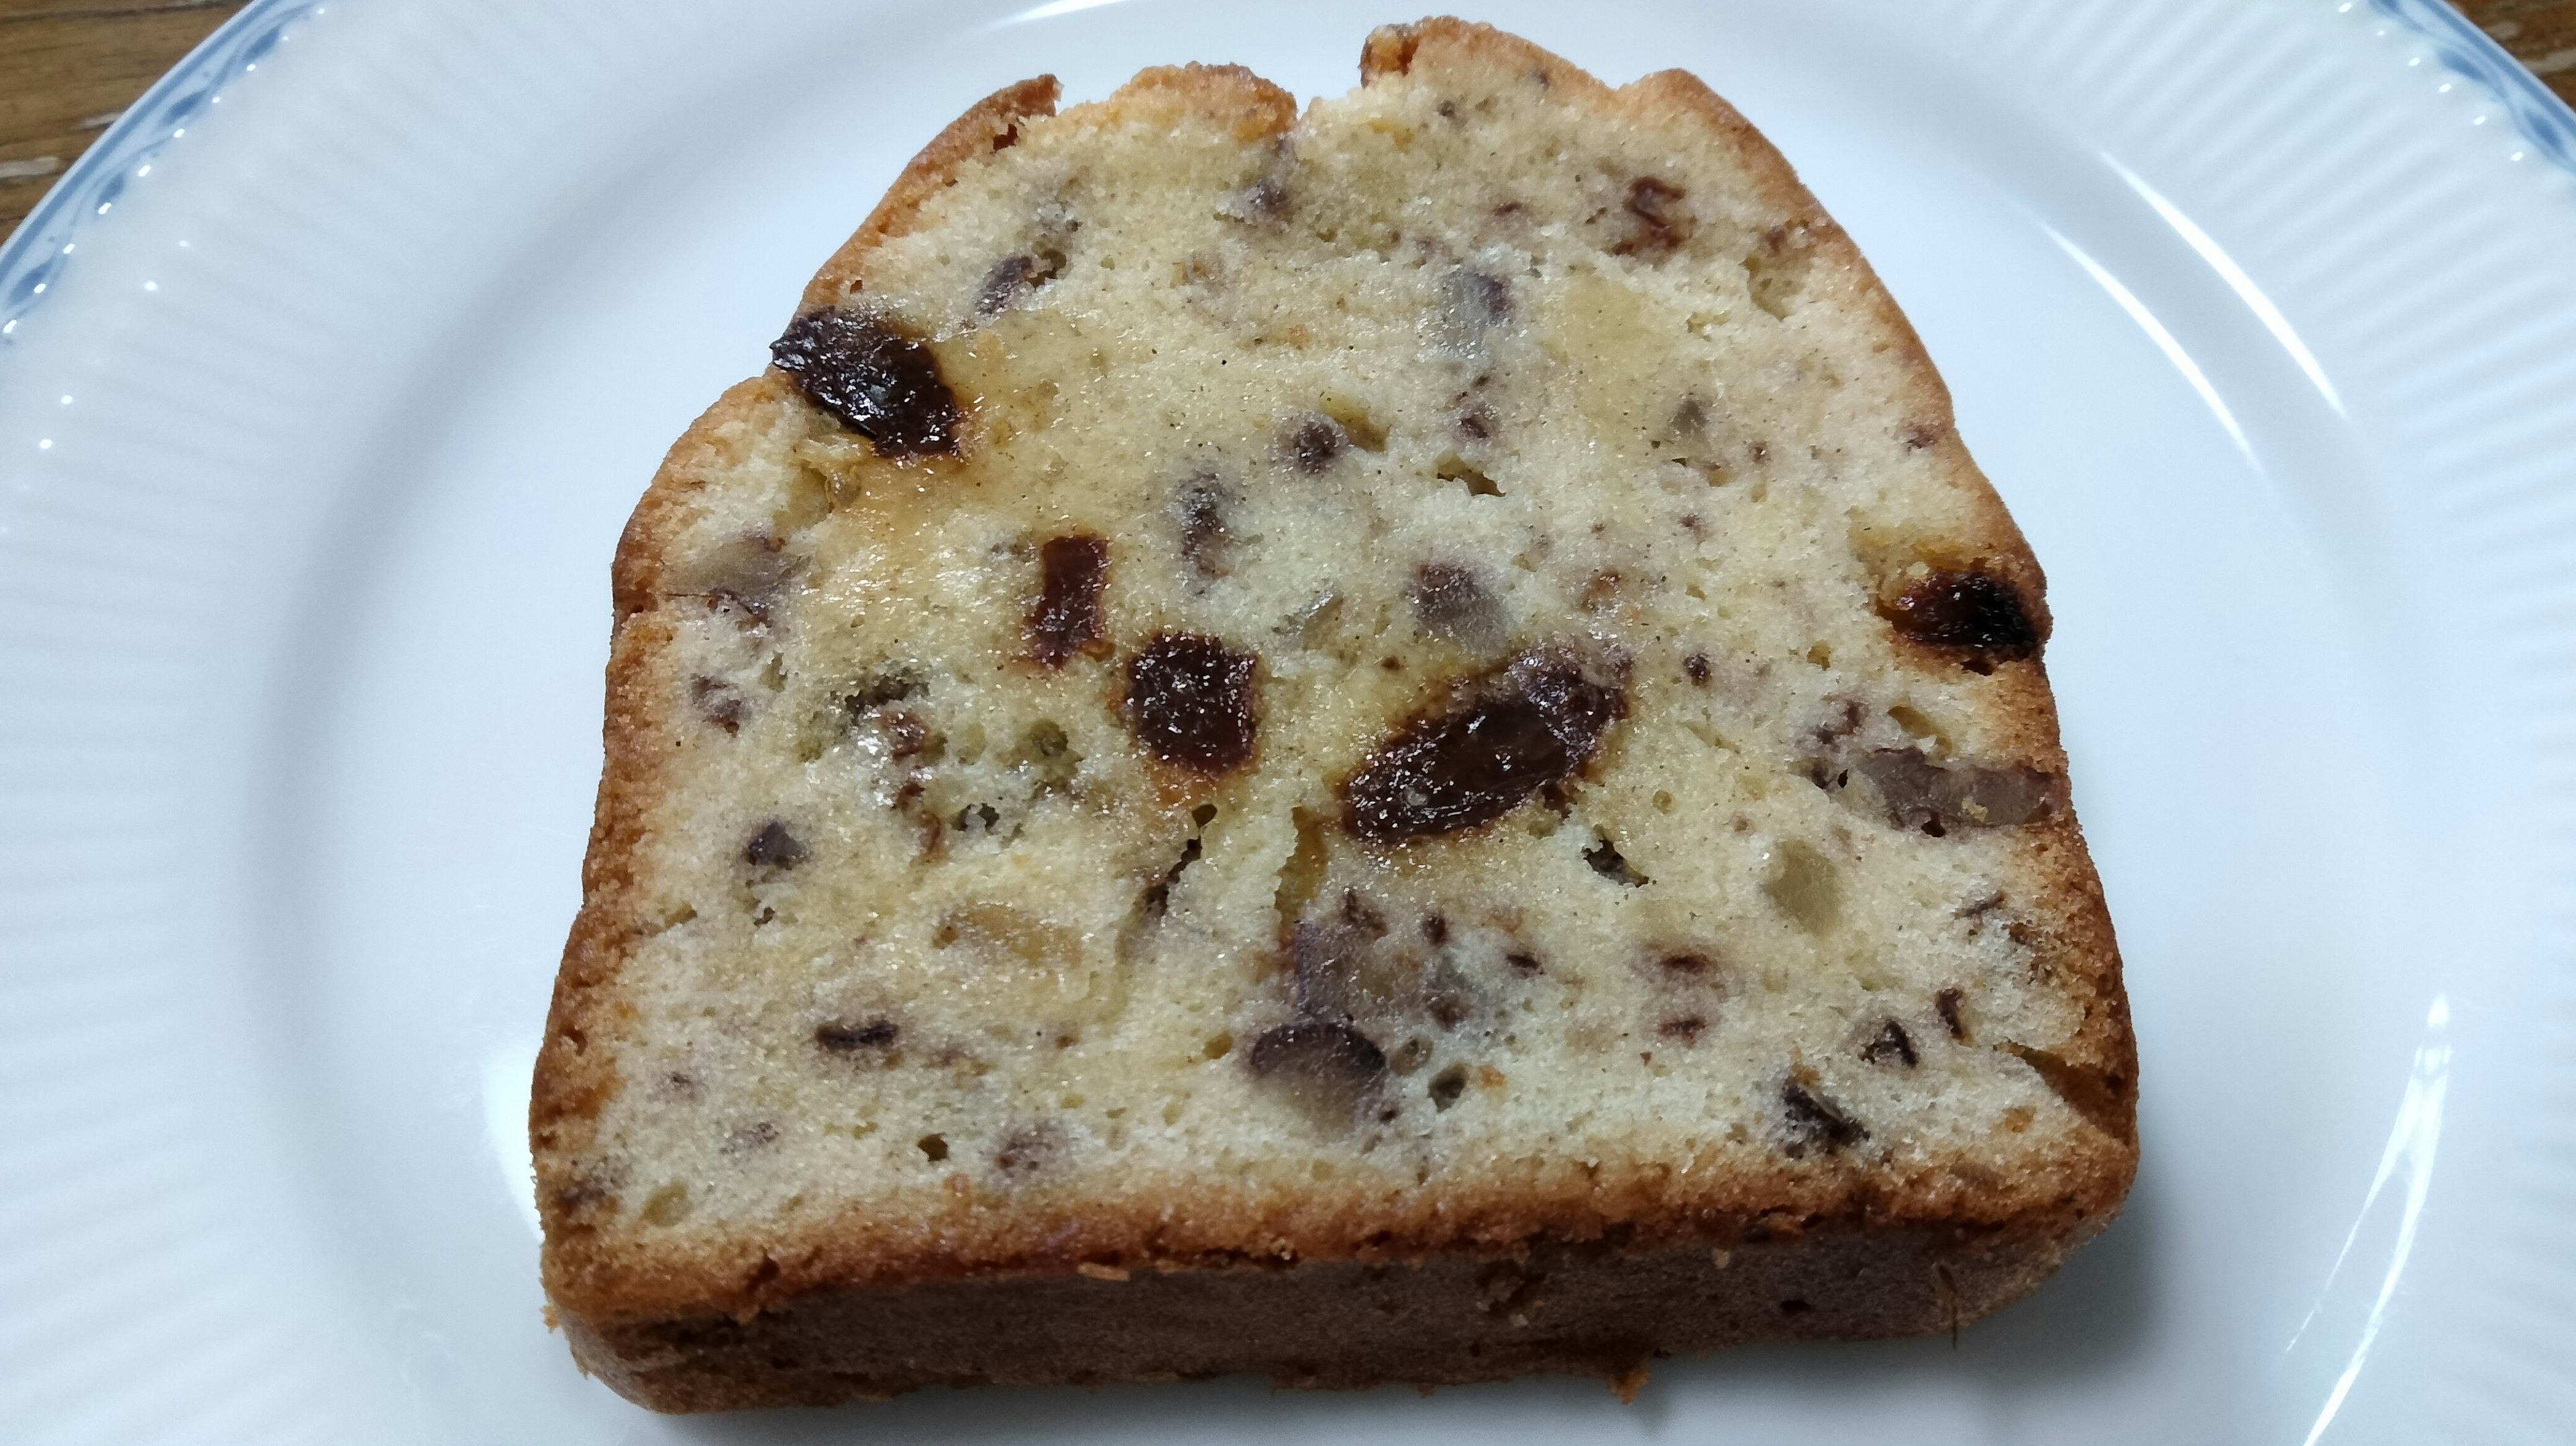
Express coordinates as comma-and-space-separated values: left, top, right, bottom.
535, 17, 2134, 1399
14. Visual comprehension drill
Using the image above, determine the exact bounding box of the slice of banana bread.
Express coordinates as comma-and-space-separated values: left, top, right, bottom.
533, 18, 2135, 1411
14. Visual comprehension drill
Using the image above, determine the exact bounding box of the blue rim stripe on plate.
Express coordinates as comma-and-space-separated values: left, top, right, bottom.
0, 0, 322, 347
2369, 0, 2576, 172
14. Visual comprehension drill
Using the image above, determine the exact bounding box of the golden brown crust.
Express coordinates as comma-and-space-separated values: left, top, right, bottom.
568, 1225, 2080, 1412
539, 18, 2137, 1396
800, 77, 1064, 313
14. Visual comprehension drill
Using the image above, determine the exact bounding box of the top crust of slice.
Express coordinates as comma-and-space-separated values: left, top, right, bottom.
537, 18, 2133, 1328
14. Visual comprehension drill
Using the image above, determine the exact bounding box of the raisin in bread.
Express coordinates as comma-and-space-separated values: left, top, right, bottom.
533, 18, 2136, 1411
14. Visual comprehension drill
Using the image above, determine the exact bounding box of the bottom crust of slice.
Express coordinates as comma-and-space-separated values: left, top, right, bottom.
561, 1219, 2098, 1412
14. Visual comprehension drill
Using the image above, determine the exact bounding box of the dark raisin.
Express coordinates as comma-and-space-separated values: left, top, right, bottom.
1124, 634, 1258, 773
1780, 1080, 1866, 1153
743, 821, 806, 869
1658, 1014, 1707, 1042
1409, 561, 1505, 649
974, 247, 1065, 319
1030, 534, 1108, 667
1173, 480, 1234, 579
1880, 570, 2039, 661
1612, 177, 1693, 260
1421, 913, 1450, 946
769, 308, 961, 457
1684, 653, 1712, 686
1247, 1020, 1389, 1125
1341, 645, 1627, 842
1285, 415, 1346, 474
1862, 1020, 1919, 1067
1935, 988, 1968, 1041
917, 1134, 949, 1162
1505, 952, 1543, 974
815, 1018, 899, 1051
1658, 950, 1717, 977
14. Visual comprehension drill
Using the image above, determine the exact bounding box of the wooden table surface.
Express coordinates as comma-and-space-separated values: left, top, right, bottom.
5, 0, 2575, 245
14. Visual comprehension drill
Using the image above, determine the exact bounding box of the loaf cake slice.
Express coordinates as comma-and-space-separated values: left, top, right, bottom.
533, 18, 2136, 1410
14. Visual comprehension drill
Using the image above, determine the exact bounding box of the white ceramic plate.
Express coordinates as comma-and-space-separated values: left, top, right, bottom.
5, 0, 2575, 1441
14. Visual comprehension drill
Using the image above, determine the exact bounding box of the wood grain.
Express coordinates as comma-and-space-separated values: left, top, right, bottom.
1, 0, 246, 242
2, 1, 2572, 245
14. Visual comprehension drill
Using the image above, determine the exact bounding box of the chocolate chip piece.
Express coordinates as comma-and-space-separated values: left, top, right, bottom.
770, 308, 962, 457
1780, 1080, 1866, 1153
1684, 653, 1711, 686
1030, 535, 1108, 667
973, 247, 1065, 319
993, 1122, 1063, 1174
1285, 415, 1346, 473
682, 534, 792, 626
1173, 480, 1234, 579
1612, 176, 1693, 260
1142, 836, 1201, 917
1409, 561, 1505, 650
1433, 268, 1513, 357
879, 710, 932, 759
1862, 1020, 1919, 1067
1583, 834, 1650, 886
1341, 645, 1627, 842
691, 675, 746, 733
1935, 987, 1968, 1042
1880, 570, 2039, 663
1658, 1014, 1707, 1043
1450, 268, 1512, 327
1505, 951, 1544, 975
839, 668, 920, 719
1291, 900, 1407, 1025
1248, 1020, 1389, 1125
1222, 176, 1290, 224
1421, 913, 1450, 947
1854, 748, 2059, 834
1658, 950, 1717, 978
743, 821, 806, 869
815, 1018, 899, 1051
1124, 634, 1258, 773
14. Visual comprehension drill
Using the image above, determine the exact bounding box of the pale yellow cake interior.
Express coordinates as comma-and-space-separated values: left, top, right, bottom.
583, 56, 2103, 1257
